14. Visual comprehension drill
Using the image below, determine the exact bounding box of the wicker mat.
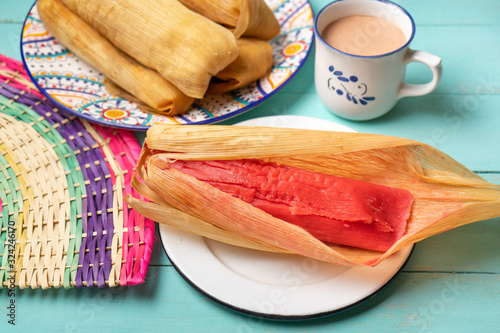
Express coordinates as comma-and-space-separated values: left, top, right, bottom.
0, 54, 155, 289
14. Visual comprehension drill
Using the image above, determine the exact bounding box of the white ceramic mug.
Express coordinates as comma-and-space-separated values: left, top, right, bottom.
314, 0, 443, 121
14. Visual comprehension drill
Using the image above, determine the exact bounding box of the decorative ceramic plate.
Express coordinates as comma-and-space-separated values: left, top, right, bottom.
159, 115, 414, 319
20, 0, 314, 130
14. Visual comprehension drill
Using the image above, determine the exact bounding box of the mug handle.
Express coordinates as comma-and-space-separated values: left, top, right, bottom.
397, 49, 443, 99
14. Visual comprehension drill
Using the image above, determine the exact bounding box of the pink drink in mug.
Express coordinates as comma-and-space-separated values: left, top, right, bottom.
314, 0, 443, 120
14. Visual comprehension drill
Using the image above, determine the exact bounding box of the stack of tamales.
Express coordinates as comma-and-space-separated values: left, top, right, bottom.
37, 0, 280, 116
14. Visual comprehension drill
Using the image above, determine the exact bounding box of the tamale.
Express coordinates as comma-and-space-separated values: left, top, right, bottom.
37, 0, 194, 115
178, 0, 281, 40
208, 38, 273, 94
177, 0, 239, 29
60, 0, 239, 99
127, 124, 500, 267
102, 79, 193, 116
165, 158, 414, 252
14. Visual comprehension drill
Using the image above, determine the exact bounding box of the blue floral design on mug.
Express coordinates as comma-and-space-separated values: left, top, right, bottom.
327, 66, 375, 105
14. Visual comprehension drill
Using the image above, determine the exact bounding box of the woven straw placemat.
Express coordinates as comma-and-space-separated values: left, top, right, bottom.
0, 54, 155, 289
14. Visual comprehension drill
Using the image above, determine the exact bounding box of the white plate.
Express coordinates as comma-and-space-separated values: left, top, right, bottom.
159, 115, 413, 319
21, 0, 314, 130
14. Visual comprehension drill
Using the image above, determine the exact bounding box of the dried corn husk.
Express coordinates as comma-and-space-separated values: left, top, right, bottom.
101, 78, 193, 116
178, 0, 281, 40
208, 38, 273, 94
60, 0, 239, 99
127, 124, 500, 266
38, 0, 194, 115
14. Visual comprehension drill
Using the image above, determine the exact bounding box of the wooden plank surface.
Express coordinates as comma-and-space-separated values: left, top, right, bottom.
1, 0, 500, 331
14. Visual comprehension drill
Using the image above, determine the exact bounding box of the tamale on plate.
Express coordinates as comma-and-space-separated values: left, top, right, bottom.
127, 125, 500, 267
178, 0, 281, 40
208, 38, 274, 94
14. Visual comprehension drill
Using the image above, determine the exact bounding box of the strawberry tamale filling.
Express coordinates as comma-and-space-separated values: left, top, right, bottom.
166, 158, 413, 252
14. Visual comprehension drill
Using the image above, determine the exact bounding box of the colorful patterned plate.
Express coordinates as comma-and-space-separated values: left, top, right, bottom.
20, 0, 314, 130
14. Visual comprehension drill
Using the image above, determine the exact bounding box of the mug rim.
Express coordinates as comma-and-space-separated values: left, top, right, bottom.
314, 0, 416, 59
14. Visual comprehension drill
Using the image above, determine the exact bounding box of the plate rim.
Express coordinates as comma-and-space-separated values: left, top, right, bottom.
158, 115, 415, 320
160, 235, 414, 320
20, 0, 315, 131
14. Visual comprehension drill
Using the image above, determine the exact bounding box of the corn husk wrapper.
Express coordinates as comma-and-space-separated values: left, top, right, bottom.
178, 0, 281, 40
38, 0, 194, 115
127, 125, 500, 267
60, 0, 239, 99
208, 38, 273, 94
102, 78, 193, 116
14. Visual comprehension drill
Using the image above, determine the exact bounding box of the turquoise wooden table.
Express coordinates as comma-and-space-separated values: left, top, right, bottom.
1, 0, 500, 331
